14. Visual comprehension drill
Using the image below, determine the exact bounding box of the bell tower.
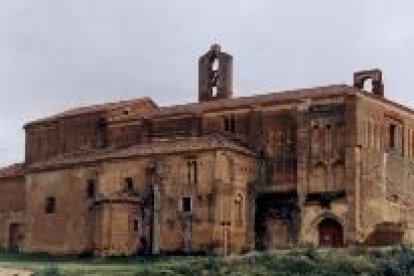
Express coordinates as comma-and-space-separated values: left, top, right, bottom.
198, 44, 233, 102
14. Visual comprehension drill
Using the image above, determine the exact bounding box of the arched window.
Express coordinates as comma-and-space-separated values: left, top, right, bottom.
209, 56, 220, 97
362, 78, 373, 93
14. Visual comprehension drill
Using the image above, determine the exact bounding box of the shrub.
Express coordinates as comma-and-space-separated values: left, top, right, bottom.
41, 263, 61, 276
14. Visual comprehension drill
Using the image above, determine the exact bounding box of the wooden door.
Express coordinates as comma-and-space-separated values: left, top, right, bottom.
318, 218, 343, 247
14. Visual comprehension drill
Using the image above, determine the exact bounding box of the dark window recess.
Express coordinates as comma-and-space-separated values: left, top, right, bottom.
224, 117, 230, 131
187, 160, 198, 184
230, 114, 236, 132
133, 219, 139, 232
224, 114, 236, 132
125, 177, 134, 191
187, 161, 191, 184
235, 194, 243, 226
96, 117, 107, 149
389, 124, 397, 149
193, 161, 197, 184
87, 179, 96, 199
182, 197, 192, 213
45, 197, 56, 214
259, 149, 266, 159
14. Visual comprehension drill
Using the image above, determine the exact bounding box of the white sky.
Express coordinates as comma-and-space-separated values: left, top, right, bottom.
1, 0, 414, 166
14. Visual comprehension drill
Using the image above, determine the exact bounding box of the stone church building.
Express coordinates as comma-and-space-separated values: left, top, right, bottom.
1, 45, 414, 256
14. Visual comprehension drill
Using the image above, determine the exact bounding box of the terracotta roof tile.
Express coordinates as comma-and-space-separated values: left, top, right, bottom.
145, 84, 351, 118
26, 97, 158, 126
27, 134, 254, 172
350, 87, 414, 117
23, 84, 414, 128
0, 163, 25, 179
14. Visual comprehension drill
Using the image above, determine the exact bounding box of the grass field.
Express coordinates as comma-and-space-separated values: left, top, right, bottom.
1, 246, 414, 275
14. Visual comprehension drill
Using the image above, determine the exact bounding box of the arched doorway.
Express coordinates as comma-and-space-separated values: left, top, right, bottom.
318, 218, 343, 247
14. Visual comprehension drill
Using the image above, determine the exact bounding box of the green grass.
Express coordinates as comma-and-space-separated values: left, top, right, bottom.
1, 246, 414, 275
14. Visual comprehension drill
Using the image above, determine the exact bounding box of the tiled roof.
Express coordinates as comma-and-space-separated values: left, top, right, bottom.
27, 84, 351, 126
351, 87, 414, 117
26, 97, 158, 126
27, 134, 255, 172
0, 163, 25, 179
23, 83, 414, 127
145, 84, 352, 118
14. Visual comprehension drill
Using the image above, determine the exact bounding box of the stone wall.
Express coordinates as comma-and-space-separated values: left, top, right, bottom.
354, 94, 414, 245
0, 176, 26, 249
22, 147, 255, 255
24, 98, 156, 164
24, 168, 97, 254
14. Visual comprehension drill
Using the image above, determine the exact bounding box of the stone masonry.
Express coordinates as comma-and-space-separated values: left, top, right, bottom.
0, 45, 414, 256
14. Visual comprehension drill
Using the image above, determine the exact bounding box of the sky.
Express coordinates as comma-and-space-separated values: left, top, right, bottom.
1, 0, 414, 167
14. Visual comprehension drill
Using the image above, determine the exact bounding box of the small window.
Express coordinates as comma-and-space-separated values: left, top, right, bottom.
259, 149, 265, 159
224, 115, 236, 132
181, 196, 192, 213
187, 160, 198, 184
125, 177, 134, 192
96, 117, 107, 149
389, 124, 397, 149
45, 197, 56, 214
224, 117, 230, 132
230, 114, 236, 132
235, 193, 243, 226
133, 219, 139, 232
86, 179, 96, 199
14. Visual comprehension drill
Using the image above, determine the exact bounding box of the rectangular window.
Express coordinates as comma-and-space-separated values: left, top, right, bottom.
96, 117, 107, 149
133, 219, 139, 232
224, 117, 230, 132
207, 193, 214, 222
193, 161, 197, 184
230, 114, 236, 133
181, 196, 192, 213
87, 179, 96, 199
187, 160, 198, 184
45, 197, 56, 214
124, 177, 134, 192
224, 114, 236, 133
389, 124, 397, 149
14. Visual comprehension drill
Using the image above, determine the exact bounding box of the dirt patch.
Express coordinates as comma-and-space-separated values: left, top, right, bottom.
0, 267, 33, 276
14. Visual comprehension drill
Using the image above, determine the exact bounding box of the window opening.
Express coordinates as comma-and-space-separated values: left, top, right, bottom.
45, 197, 56, 214
87, 179, 96, 199
181, 196, 192, 213
390, 124, 397, 149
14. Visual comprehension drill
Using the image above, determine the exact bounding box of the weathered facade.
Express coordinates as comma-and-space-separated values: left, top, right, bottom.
1, 45, 414, 256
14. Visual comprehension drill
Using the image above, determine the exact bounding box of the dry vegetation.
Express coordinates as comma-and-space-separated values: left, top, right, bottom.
1, 246, 414, 275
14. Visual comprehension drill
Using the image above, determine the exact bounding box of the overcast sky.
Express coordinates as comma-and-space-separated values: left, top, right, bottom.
1, 1, 414, 166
